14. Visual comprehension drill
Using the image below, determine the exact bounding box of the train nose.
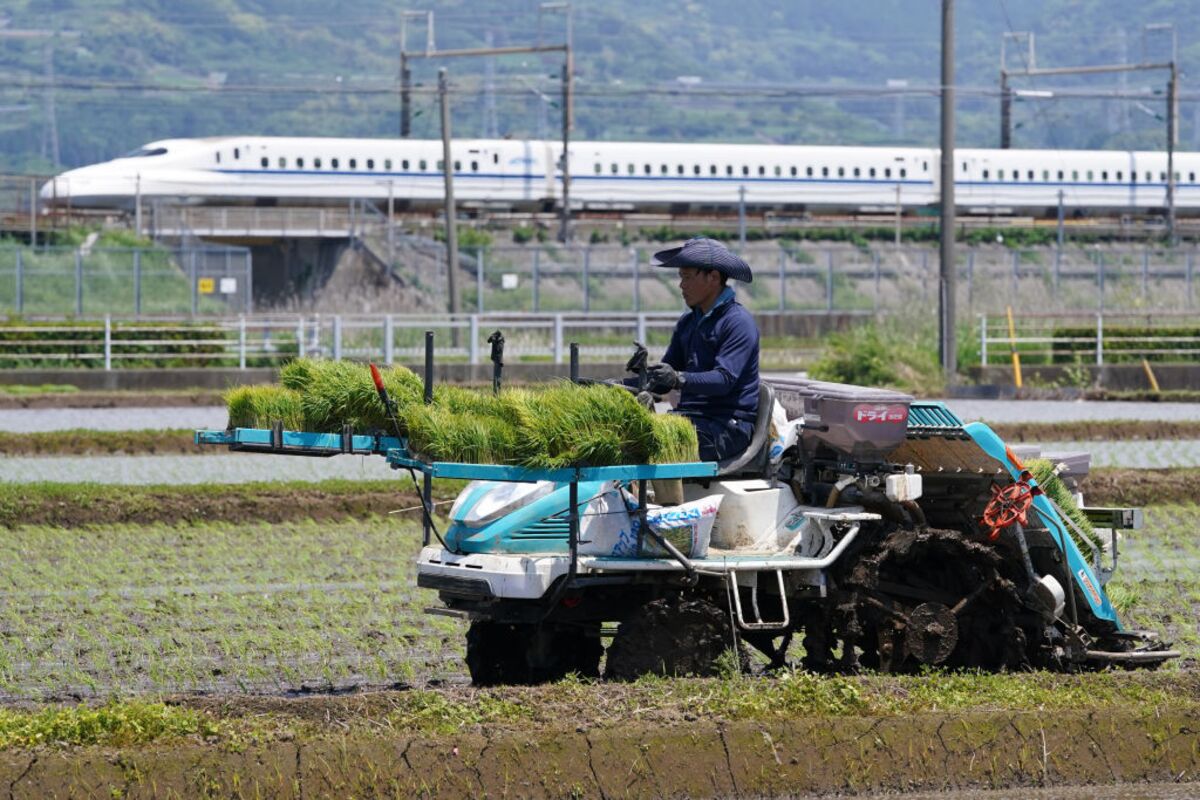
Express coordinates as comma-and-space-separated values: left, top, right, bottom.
38, 177, 60, 204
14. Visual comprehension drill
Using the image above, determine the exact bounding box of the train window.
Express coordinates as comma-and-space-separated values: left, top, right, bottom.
644, 164, 652, 175
278, 157, 286, 168
774, 166, 781, 176
436, 160, 443, 171
853, 167, 860, 177
1086, 170, 1093, 181
982, 169, 989, 179
401, 159, 409, 170
1043, 170, 1049, 180
1071, 170, 1078, 180
296, 157, 304, 168
367, 159, 374, 169
821, 167, 829, 177
349, 158, 357, 169
922, 161, 928, 171
757, 166, 765, 176
1057, 170, 1064, 180
883, 167, 890, 178
493, 154, 499, 164
694, 165, 701, 175
260, 157, 268, 168
660, 164, 669, 175
331, 158, 339, 169
1132, 172, 1137, 183
790, 166, 797, 176
594, 163, 602, 175
961, 161, 967, 173
234, 148, 240, 160
1160, 172, 1166, 181
869, 167, 876, 178
806, 166, 813, 177
1100, 171, 1107, 181
1175, 171, 1181, 180
726, 166, 733, 176
627, 163, 635, 175
1027, 170, 1034, 180
677, 165, 685, 175
742, 166, 750, 176
998, 169, 1005, 180
1191, 172, 1196, 182
611, 163, 618, 175
710, 165, 717, 175
314, 158, 322, 168
454, 160, 461, 171
837, 167, 845, 177
1012, 171, 1018, 182
215, 152, 221, 164
899, 168, 907, 178
1115, 171, 1122, 180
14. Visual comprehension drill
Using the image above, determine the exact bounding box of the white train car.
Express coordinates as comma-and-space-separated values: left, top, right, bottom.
39, 135, 1200, 216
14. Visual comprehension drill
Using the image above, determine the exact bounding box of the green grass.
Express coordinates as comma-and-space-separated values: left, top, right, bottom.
0, 700, 219, 748
0, 383, 79, 396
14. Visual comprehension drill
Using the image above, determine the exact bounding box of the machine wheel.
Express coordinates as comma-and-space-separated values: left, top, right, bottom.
839, 528, 1031, 672
466, 621, 602, 686
604, 596, 741, 680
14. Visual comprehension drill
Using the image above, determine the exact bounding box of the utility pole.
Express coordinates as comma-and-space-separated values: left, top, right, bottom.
940, 0, 956, 382
483, 29, 499, 138
559, 56, 573, 242
399, 10, 434, 137
439, 68, 461, 339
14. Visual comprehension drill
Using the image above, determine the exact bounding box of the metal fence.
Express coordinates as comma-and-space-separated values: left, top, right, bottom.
401, 244, 1200, 317
0, 311, 817, 370
0, 245, 253, 317
978, 311, 1200, 367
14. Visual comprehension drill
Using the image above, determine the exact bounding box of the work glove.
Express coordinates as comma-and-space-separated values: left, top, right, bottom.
646, 363, 684, 394
635, 391, 655, 410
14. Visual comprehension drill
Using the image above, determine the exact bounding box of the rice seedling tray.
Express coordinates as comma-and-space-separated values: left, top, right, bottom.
385, 450, 718, 482
194, 427, 403, 458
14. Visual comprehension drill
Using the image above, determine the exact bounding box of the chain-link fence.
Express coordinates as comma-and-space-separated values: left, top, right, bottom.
442, 244, 1199, 316
0, 244, 252, 316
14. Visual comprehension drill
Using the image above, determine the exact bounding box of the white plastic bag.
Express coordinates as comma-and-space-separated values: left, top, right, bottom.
578, 481, 637, 557
768, 399, 801, 465
635, 495, 722, 559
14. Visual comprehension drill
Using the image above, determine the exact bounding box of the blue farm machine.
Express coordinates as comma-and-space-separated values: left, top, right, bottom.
198, 338, 1177, 685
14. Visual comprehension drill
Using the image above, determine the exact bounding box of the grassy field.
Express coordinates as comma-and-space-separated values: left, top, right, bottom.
0, 504, 1192, 703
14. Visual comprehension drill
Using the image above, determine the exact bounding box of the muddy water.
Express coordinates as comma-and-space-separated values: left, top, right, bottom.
798, 783, 1198, 799
0, 453, 401, 483
942, 399, 1200, 424
0, 405, 227, 432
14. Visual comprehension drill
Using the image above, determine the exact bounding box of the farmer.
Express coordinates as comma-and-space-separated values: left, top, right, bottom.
640, 237, 760, 462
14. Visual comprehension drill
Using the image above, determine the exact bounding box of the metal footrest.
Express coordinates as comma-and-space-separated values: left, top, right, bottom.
727, 569, 790, 631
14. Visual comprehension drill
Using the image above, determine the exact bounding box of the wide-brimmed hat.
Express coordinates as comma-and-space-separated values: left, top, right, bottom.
650, 237, 753, 283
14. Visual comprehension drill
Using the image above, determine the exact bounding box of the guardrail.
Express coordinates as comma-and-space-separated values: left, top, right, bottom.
978, 311, 1200, 367
0, 312, 719, 370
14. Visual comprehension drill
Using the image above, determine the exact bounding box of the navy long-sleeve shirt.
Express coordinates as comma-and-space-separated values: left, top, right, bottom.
662, 288, 760, 423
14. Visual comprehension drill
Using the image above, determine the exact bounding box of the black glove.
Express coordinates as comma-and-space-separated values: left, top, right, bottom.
646, 363, 684, 394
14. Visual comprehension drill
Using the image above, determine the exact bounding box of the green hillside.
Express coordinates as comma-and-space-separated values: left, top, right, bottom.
0, 0, 1195, 172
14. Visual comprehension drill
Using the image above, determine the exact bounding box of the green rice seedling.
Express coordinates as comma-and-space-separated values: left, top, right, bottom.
1026, 458, 1103, 552
298, 359, 424, 433
224, 385, 305, 430
649, 413, 701, 464
506, 382, 657, 468
404, 404, 518, 464
278, 358, 317, 392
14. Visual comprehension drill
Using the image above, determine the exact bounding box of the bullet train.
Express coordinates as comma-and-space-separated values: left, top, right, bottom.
39, 135, 1200, 216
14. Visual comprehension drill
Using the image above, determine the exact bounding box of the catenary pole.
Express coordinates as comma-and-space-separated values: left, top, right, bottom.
940, 0, 957, 381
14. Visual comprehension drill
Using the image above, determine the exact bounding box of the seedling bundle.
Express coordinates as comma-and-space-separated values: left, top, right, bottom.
224, 358, 699, 467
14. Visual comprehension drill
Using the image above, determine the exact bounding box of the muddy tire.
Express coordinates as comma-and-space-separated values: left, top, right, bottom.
604, 597, 739, 681
840, 528, 1032, 672
466, 622, 602, 686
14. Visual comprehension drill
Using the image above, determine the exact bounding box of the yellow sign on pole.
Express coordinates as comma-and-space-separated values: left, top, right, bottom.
198, 277, 215, 295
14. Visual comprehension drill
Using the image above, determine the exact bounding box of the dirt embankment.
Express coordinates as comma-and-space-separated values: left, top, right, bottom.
0, 483, 435, 529
1, 705, 1196, 798
0, 391, 225, 410
990, 420, 1200, 443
